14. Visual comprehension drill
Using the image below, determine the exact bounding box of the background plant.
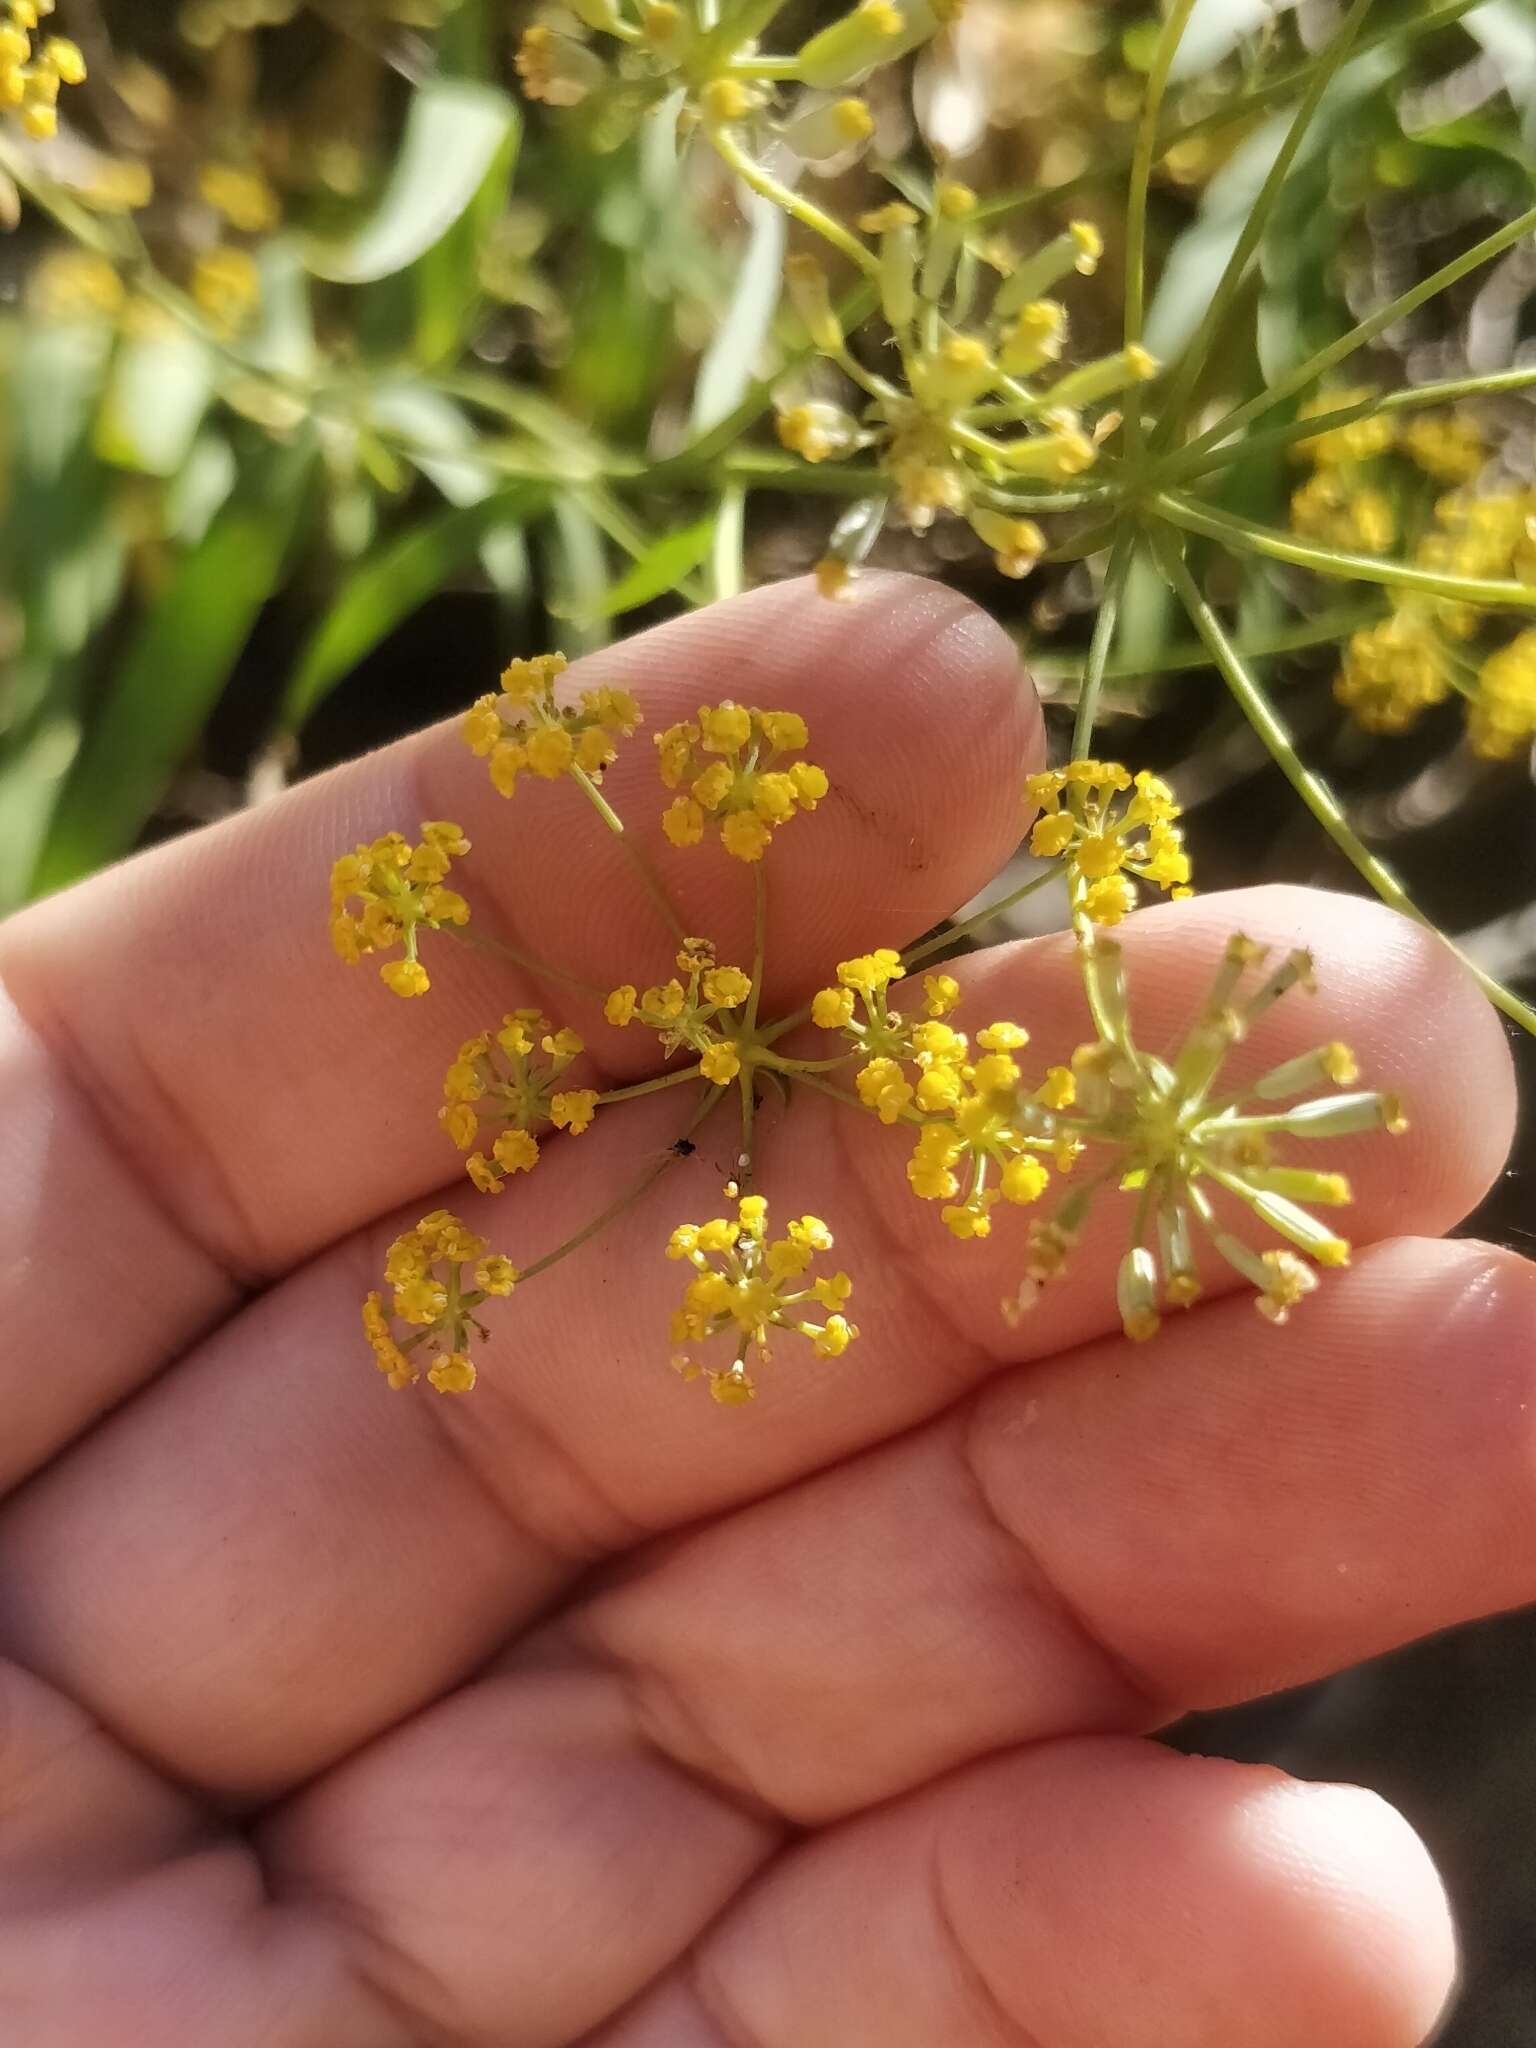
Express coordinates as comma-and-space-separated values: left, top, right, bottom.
3, 0, 1536, 2038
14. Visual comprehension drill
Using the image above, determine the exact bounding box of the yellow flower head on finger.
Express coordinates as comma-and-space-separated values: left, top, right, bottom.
364, 1210, 516, 1396
656, 704, 827, 860
328, 822, 472, 995
438, 1012, 593, 1190
668, 1195, 857, 1404
1024, 761, 1193, 924
466, 651, 642, 802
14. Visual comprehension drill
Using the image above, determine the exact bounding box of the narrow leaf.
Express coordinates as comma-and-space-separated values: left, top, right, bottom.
31, 439, 316, 897
304, 80, 518, 284
279, 483, 545, 731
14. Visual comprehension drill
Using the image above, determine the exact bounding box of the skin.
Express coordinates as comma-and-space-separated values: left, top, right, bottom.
0, 571, 1527, 2048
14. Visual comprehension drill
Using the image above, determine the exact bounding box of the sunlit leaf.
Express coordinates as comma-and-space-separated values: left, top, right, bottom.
279, 482, 545, 731
691, 182, 785, 434
95, 325, 215, 477
30, 437, 317, 897
558, 513, 716, 621
303, 79, 518, 284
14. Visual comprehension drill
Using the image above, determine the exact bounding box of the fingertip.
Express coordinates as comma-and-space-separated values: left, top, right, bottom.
1238, 1774, 1458, 2048
1114, 882, 1518, 1238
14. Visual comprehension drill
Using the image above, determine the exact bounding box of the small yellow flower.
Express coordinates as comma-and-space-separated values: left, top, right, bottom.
813, 986, 857, 1030
330, 824, 472, 995
551, 1088, 599, 1133
364, 1211, 515, 1396
437, 1012, 588, 1189
668, 1194, 857, 1402
466, 652, 641, 800
699, 1041, 742, 1085
655, 703, 827, 861
1025, 761, 1192, 923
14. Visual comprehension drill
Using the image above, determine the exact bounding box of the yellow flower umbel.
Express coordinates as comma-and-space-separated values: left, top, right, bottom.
1026, 761, 1193, 925
440, 1010, 597, 1193
363, 1210, 518, 1395
605, 936, 755, 1083
465, 652, 642, 802
1011, 933, 1405, 1339
811, 950, 1065, 1237
329, 821, 471, 995
667, 1194, 857, 1405
1471, 629, 1536, 761
778, 196, 1152, 579
656, 702, 828, 860
1, 5, 86, 140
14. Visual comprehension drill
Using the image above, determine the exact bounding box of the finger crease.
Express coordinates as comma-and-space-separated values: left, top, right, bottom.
930, 1829, 1050, 2048
10, 978, 266, 1292
956, 1392, 1166, 1728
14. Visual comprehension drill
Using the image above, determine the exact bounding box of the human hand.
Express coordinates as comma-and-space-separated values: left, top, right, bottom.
0, 575, 1526, 2047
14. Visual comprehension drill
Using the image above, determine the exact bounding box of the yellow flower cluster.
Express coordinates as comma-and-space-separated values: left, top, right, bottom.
1330, 487, 1536, 757
191, 246, 262, 334
1, 1, 85, 140
329, 821, 471, 995
777, 196, 1152, 576
1012, 933, 1404, 1339
440, 1010, 597, 1193
812, 947, 1072, 1239
1025, 761, 1193, 924
668, 1194, 856, 1405
465, 652, 642, 800
513, 0, 957, 138
606, 936, 755, 1084
198, 161, 281, 233
656, 702, 828, 860
363, 1210, 518, 1395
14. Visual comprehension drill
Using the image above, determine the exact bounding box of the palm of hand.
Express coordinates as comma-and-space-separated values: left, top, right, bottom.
0, 577, 1524, 2048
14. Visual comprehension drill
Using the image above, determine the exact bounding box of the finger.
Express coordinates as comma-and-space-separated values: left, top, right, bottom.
255, 1237, 1531, 2041
0, 892, 1513, 1797
258, 1655, 781, 2048
593, 1738, 1454, 2048
0, 573, 1037, 1490
566, 1235, 1536, 1822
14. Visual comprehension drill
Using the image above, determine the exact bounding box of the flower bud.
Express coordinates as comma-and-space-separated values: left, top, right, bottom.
781, 94, 875, 161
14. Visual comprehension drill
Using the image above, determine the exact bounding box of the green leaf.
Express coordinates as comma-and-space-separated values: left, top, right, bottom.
414, 112, 519, 364
278, 482, 545, 731
30, 438, 317, 898
690, 182, 785, 434
95, 325, 215, 477
303, 80, 519, 285
560, 513, 716, 621
366, 382, 497, 505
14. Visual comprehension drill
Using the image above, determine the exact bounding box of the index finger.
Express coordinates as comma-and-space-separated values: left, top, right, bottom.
0, 574, 1036, 1488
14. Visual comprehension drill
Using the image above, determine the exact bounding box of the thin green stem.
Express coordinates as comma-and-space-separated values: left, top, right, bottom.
1029, 603, 1380, 685
1179, 204, 1536, 464
745, 864, 767, 1036
1072, 529, 1136, 757
517, 1087, 719, 1283
1156, 490, 1536, 608
1123, 0, 1200, 457
452, 927, 609, 1002
596, 1063, 706, 1106
729, 53, 802, 79
1165, 364, 1536, 484
1154, 0, 1373, 446
1155, 532, 1536, 1038
571, 764, 628, 836
706, 122, 880, 277
902, 867, 1058, 970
